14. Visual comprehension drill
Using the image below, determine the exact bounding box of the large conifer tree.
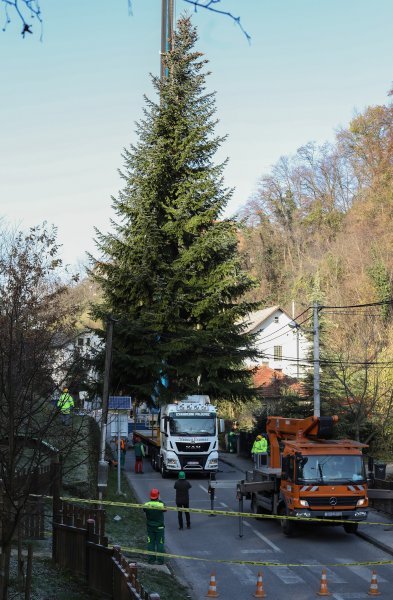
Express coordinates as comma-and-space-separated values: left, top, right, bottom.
92, 16, 259, 403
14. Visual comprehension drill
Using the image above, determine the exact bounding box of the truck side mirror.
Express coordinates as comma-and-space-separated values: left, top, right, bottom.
219, 419, 225, 433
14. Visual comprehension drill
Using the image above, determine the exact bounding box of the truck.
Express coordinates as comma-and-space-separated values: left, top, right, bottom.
134, 395, 221, 477
237, 414, 369, 535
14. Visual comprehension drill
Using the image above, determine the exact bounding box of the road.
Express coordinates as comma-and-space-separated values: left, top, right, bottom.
126, 457, 393, 600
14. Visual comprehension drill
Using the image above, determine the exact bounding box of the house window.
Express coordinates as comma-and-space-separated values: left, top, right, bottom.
78, 338, 84, 347
274, 316, 279, 323
274, 346, 282, 361
86, 338, 91, 346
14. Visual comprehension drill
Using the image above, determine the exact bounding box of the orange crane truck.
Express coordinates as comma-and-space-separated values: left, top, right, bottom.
237, 415, 368, 535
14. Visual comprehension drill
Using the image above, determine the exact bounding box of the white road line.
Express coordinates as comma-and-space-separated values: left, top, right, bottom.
240, 549, 273, 554
193, 550, 212, 556
305, 559, 347, 583
199, 485, 209, 493
335, 558, 387, 583
269, 564, 304, 584
252, 529, 282, 553
220, 502, 228, 508
229, 564, 257, 584
237, 519, 282, 552
333, 594, 369, 599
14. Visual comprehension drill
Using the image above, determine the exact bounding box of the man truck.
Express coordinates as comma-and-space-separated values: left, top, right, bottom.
237, 414, 368, 535
134, 395, 221, 477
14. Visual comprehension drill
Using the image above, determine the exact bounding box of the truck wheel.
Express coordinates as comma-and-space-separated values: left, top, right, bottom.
344, 522, 358, 534
160, 461, 168, 479
278, 505, 294, 536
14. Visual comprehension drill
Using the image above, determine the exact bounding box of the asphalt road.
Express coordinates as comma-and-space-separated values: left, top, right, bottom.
125, 457, 393, 600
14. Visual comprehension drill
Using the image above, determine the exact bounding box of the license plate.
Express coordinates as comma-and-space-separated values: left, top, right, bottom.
324, 511, 342, 517
187, 461, 199, 466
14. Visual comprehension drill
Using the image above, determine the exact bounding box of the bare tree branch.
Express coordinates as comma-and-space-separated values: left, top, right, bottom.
1, 0, 250, 42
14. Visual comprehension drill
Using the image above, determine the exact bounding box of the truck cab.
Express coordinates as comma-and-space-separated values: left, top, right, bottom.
238, 414, 369, 535
159, 395, 219, 475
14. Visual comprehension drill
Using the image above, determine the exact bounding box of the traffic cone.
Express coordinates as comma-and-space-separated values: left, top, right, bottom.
368, 570, 381, 596
253, 570, 267, 598
206, 572, 219, 597
317, 569, 331, 596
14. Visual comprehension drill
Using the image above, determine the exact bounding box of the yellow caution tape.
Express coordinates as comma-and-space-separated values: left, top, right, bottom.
107, 545, 393, 568
32, 494, 393, 527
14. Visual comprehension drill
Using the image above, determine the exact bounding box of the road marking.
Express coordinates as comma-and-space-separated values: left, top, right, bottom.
229, 564, 257, 584
305, 559, 346, 583
193, 550, 212, 556
240, 549, 273, 554
336, 558, 387, 583
220, 502, 229, 508
241, 520, 282, 552
333, 594, 369, 599
199, 485, 209, 493
269, 564, 304, 584
251, 529, 282, 553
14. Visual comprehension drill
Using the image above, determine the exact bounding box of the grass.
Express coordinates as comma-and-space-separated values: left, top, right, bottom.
7, 424, 192, 600
105, 467, 193, 600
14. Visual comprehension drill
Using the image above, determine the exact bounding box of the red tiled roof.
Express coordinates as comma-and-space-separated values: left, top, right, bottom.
253, 365, 306, 398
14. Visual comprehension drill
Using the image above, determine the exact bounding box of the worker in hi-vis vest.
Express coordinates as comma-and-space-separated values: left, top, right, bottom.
251, 434, 268, 467
57, 388, 74, 426
143, 488, 166, 564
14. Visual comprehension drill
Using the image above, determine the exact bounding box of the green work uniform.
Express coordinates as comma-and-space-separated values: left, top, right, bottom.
143, 500, 166, 564
251, 438, 268, 454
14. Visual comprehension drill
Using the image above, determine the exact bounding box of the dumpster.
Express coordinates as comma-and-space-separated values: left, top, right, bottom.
374, 463, 387, 479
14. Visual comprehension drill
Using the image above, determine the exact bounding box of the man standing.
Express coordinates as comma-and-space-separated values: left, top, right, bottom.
57, 388, 74, 426
133, 435, 145, 473
120, 438, 127, 469
143, 488, 166, 564
174, 471, 192, 530
251, 434, 268, 468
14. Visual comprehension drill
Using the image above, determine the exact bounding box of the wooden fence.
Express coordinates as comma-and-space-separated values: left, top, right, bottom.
0, 462, 54, 541
53, 500, 160, 600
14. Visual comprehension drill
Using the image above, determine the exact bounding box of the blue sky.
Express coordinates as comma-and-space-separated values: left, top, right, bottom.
1, 0, 392, 269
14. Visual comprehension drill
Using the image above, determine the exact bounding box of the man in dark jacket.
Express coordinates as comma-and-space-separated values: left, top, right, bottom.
174, 471, 192, 530
143, 488, 166, 564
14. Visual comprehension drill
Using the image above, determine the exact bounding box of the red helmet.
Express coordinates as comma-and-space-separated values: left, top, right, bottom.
150, 488, 160, 500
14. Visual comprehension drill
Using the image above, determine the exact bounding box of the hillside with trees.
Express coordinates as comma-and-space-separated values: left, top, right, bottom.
238, 88, 393, 453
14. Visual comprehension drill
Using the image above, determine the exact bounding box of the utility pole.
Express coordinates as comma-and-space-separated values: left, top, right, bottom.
98, 315, 114, 501
160, 0, 175, 80
313, 302, 320, 418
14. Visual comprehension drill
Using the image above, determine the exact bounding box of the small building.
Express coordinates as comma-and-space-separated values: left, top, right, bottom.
244, 305, 311, 379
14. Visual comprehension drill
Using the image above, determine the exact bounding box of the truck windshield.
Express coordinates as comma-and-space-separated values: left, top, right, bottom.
168, 415, 215, 436
296, 454, 366, 484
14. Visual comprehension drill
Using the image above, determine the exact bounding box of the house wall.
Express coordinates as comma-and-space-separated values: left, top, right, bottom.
248, 310, 311, 378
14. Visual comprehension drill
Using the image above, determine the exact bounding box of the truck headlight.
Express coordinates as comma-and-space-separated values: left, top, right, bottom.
299, 499, 309, 507
356, 498, 366, 507
207, 458, 218, 467
166, 458, 178, 466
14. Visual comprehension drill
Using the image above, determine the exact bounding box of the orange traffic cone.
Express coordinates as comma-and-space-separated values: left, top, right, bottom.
317, 569, 331, 596
368, 570, 381, 596
253, 570, 267, 598
206, 572, 219, 598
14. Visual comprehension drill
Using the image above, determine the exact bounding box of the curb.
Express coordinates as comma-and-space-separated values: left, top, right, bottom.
357, 530, 393, 557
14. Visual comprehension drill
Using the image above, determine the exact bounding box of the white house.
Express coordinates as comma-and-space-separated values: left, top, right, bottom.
244, 306, 311, 379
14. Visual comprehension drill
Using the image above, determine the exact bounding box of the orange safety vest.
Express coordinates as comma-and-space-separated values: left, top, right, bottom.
120, 439, 126, 451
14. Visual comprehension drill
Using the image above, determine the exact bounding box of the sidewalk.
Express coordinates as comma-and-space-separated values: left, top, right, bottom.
220, 451, 393, 557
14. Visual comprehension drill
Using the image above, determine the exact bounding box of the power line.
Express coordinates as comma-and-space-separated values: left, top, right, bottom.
320, 300, 393, 310
256, 310, 312, 343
